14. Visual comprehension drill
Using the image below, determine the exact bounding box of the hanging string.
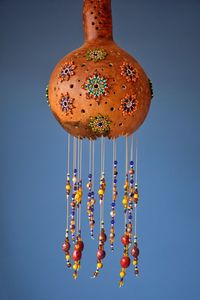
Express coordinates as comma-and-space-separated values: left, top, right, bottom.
119, 135, 131, 287
79, 138, 82, 231
62, 133, 72, 269
131, 131, 140, 276
93, 136, 106, 278
70, 137, 77, 242
66, 133, 71, 231
110, 138, 118, 251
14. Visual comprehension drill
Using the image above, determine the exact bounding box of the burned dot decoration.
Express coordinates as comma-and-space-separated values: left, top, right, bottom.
86, 48, 108, 62
148, 79, 154, 99
58, 61, 76, 82
119, 94, 138, 116
120, 62, 139, 82
82, 72, 109, 103
89, 115, 111, 134
60, 93, 75, 114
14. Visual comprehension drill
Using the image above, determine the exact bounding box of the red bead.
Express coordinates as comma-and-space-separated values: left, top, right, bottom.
120, 256, 131, 268
72, 250, 82, 261
75, 241, 84, 251
121, 235, 129, 245
62, 242, 70, 252
96, 249, 106, 260
131, 246, 140, 257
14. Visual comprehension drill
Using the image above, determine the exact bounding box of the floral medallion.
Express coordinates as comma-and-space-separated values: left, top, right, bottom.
58, 61, 76, 82
60, 93, 75, 114
120, 62, 139, 82
86, 48, 108, 62
82, 72, 109, 103
148, 79, 154, 99
119, 94, 138, 116
89, 115, 111, 134
46, 85, 50, 107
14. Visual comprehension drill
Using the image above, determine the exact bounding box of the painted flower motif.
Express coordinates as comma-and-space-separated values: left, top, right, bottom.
82, 72, 109, 103
89, 115, 111, 134
86, 48, 108, 62
148, 79, 154, 99
120, 62, 139, 82
119, 94, 138, 116
60, 93, 75, 114
58, 61, 76, 82
46, 85, 50, 107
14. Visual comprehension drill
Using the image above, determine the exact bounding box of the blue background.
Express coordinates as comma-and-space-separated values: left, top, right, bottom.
1, 0, 200, 299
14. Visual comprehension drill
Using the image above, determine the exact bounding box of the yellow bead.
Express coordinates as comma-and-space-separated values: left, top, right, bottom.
120, 271, 126, 278
98, 189, 104, 195
122, 197, 128, 205
66, 255, 70, 260
133, 260, 138, 266
134, 193, 139, 199
66, 185, 71, 190
97, 262, 103, 269
73, 264, 78, 270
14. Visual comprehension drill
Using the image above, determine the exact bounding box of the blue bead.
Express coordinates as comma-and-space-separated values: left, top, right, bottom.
111, 202, 116, 207
88, 173, 92, 178
130, 179, 134, 184
130, 161, 134, 166
114, 179, 117, 183
88, 192, 92, 197
114, 160, 118, 165
74, 168, 77, 172
111, 220, 115, 224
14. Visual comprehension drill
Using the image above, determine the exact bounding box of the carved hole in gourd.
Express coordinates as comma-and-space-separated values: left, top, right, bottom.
110, 107, 115, 111
89, 104, 92, 106
70, 84, 74, 88
91, 11, 94, 14
122, 85, 126, 89
81, 109, 85, 113
105, 101, 108, 104
82, 63, 85, 67
109, 63, 113, 67
119, 123, 123, 127
96, 27, 99, 30
95, 16, 98, 19
80, 93, 82, 96
92, 22, 95, 25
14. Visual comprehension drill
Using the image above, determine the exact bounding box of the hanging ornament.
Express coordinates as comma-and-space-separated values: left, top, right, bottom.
47, 0, 153, 286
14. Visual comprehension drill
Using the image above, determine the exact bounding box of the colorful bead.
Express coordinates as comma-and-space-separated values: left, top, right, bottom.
86, 48, 108, 62
120, 256, 131, 268
120, 62, 139, 82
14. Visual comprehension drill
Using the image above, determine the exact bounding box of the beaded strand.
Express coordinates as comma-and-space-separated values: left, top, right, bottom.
62, 134, 72, 268
93, 137, 107, 277
109, 139, 118, 251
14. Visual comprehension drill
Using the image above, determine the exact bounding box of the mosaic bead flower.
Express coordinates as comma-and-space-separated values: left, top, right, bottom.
120, 62, 139, 82
46, 85, 50, 107
60, 93, 75, 114
86, 48, 108, 62
82, 72, 109, 103
89, 115, 111, 134
119, 94, 138, 116
58, 61, 76, 82
148, 79, 154, 99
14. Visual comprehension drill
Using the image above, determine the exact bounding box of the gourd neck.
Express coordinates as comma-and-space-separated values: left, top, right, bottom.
83, 0, 113, 42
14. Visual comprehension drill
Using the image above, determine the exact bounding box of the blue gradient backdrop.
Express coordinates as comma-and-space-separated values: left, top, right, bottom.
1, 0, 200, 299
